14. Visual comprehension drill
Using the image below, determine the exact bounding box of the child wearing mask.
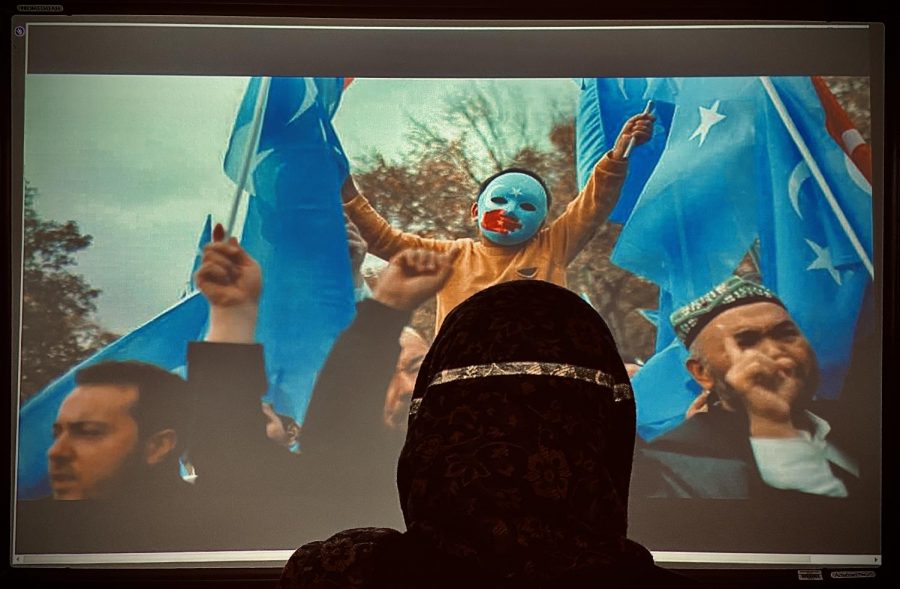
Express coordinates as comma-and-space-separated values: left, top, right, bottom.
341, 111, 655, 331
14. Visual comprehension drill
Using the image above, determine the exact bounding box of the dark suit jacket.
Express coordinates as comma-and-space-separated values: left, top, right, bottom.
188, 298, 411, 549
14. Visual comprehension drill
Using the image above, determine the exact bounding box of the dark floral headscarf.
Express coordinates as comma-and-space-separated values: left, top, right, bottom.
396, 280, 650, 583
280, 280, 666, 588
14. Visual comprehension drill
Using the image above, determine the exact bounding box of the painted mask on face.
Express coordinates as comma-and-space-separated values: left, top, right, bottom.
476, 172, 548, 246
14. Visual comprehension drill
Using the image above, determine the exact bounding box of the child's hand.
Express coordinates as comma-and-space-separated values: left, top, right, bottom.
611, 112, 656, 159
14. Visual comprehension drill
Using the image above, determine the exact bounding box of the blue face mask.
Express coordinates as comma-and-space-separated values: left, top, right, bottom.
476, 172, 548, 246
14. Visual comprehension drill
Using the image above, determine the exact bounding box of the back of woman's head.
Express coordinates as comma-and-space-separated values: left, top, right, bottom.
397, 280, 642, 582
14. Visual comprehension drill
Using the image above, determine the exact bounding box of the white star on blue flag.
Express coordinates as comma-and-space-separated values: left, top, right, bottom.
689, 100, 727, 147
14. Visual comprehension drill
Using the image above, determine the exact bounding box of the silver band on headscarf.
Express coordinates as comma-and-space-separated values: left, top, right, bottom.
410, 361, 633, 418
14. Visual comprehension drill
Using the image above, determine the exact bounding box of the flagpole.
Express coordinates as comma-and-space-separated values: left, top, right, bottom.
226, 76, 272, 238
758, 76, 874, 279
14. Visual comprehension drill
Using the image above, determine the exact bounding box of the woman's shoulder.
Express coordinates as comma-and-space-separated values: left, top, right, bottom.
277, 527, 402, 589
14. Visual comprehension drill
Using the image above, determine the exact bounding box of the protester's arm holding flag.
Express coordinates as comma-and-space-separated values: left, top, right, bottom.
199, 223, 263, 344
548, 111, 655, 264
187, 223, 276, 496
341, 175, 456, 260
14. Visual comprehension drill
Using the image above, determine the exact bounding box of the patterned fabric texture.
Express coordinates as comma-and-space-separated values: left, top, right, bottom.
279, 280, 655, 588
425, 361, 634, 403
670, 273, 784, 347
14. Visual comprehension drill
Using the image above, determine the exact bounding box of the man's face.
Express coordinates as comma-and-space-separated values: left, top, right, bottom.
384, 330, 430, 430
475, 172, 548, 246
691, 302, 818, 408
47, 385, 140, 500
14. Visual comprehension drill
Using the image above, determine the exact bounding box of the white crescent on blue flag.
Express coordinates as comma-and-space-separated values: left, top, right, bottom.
222, 76, 356, 423
756, 76, 873, 400
607, 76, 873, 440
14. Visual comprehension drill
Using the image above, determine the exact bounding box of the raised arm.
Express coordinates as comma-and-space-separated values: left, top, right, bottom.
719, 336, 857, 497
188, 223, 273, 497
299, 246, 459, 458
196, 222, 262, 344
547, 112, 655, 265
341, 175, 454, 259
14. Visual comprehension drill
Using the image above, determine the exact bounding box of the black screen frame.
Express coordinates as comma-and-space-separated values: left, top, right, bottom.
4, 1, 893, 587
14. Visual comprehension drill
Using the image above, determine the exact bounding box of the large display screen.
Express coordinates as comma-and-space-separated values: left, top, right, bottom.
8, 18, 883, 571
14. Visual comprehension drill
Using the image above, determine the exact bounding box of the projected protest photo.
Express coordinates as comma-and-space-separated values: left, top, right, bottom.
14, 75, 877, 556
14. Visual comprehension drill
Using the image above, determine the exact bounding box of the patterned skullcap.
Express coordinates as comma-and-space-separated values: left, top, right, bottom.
670, 274, 785, 348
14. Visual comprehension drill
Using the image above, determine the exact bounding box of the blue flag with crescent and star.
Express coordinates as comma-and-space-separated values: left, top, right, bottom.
755, 76, 873, 400
608, 77, 872, 440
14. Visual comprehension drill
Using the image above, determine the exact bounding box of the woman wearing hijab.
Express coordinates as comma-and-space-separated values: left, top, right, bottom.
278, 280, 699, 588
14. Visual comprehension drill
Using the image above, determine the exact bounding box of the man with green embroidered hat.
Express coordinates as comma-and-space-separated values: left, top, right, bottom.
632, 274, 863, 499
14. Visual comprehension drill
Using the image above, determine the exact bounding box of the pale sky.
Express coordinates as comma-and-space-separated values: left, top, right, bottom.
22, 75, 579, 333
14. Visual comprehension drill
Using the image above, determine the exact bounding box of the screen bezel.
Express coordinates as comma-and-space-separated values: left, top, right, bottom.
5, 6, 890, 585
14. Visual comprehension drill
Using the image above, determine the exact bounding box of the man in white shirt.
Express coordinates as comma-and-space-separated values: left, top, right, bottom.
633, 275, 861, 499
